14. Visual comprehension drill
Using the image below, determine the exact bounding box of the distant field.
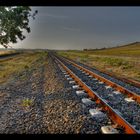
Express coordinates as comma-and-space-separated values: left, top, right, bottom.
83, 42, 140, 57
0, 50, 17, 56
57, 42, 140, 81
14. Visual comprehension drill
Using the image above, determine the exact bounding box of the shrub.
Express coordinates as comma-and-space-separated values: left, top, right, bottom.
100, 57, 131, 68
24, 65, 29, 69
21, 98, 33, 107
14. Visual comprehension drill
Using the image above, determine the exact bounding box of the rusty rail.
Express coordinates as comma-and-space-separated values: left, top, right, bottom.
53, 55, 139, 134
61, 55, 140, 89
57, 56, 140, 104
95, 69, 140, 89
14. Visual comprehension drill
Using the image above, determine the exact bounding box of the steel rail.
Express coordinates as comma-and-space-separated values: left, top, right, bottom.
53, 55, 139, 134
57, 55, 140, 104
61, 55, 140, 89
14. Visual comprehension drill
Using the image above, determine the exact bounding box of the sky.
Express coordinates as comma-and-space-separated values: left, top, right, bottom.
1, 6, 140, 50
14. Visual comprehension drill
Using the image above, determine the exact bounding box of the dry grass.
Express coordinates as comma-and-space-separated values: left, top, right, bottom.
0, 50, 16, 56
57, 48, 140, 81
83, 42, 140, 57
0, 51, 48, 84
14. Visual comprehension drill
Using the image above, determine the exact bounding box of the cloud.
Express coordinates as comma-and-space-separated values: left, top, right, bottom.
62, 27, 80, 32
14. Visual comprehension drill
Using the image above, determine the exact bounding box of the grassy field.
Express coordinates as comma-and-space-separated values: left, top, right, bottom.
0, 50, 17, 56
0, 50, 48, 84
84, 42, 140, 57
57, 42, 140, 81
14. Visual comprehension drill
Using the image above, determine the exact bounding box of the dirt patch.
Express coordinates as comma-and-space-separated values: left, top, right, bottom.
0, 92, 9, 101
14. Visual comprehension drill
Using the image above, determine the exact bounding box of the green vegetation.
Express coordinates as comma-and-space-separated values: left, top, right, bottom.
0, 6, 38, 48
99, 57, 132, 69
21, 98, 33, 107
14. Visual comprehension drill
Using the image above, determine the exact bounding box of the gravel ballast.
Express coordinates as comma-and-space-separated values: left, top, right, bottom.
0, 52, 112, 134
58, 56, 140, 132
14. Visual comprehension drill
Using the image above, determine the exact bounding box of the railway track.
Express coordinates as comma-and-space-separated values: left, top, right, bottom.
61, 56, 140, 89
61, 56, 140, 95
58, 55, 140, 103
96, 69, 140, 89
50, 53, 140, 134
65, 57, 140, 89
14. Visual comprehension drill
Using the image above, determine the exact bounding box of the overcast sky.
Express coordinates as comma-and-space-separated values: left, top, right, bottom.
1, 6, 140, 50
